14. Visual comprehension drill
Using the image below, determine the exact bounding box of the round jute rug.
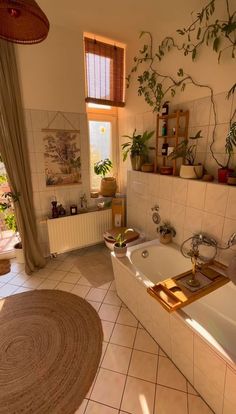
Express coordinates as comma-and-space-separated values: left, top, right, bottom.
0, 289, 103, 414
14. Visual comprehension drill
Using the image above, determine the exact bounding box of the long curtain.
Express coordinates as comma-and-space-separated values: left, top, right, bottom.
0, 39, 45, 273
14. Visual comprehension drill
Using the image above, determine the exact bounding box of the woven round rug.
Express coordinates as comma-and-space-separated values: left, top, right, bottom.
0, 289, 103, 414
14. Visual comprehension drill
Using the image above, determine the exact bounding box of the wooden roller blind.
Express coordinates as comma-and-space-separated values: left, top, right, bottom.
84, 37, 125, 107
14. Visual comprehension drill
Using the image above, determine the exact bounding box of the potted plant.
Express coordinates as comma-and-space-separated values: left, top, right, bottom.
114, 228, 134, 258
157, 221, 176, 244
94, 158, 117, 197
121, 129, 155, 171
216, 122, 236, 183
0, 191, 24, 263
168, 130, 203, 179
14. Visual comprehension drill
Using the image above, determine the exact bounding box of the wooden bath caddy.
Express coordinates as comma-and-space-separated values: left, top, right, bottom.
147, 261, 229, 312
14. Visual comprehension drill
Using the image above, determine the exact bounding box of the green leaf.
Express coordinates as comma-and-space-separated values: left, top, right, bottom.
192, 48, 197, 61
176, 29, 185, 35
197, 27, 201, 40
177, 68, 184, 77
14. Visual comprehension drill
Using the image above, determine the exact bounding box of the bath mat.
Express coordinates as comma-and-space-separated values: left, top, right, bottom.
0, 259, 10, 276
0, 290, 103, 414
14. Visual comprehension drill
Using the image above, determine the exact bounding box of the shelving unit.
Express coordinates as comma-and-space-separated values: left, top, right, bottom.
155, 110, 189, 175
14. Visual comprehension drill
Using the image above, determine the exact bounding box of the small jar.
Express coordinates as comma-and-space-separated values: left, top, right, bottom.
70, 204, 77, 215
161, 143, 169, 156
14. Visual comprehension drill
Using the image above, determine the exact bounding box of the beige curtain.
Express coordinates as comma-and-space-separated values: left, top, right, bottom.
0, 39, 45, 273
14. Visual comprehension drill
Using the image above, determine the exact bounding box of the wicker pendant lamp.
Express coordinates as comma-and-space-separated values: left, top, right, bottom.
0, 0, 49, 44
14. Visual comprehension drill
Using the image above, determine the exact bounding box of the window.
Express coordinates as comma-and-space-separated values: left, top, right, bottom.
84, 35, 125, 107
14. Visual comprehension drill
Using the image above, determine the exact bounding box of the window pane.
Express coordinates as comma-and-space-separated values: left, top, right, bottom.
86, 54, 111, 100
89, 120, 112, 189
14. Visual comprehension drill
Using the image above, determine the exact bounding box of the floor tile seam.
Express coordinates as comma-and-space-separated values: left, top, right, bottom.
87, 397, 125, 412
117, 324, 139, 412
153, 349, 160, 414
100, 338, 159, 355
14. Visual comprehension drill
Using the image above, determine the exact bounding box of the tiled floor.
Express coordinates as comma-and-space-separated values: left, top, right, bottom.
0, 245, 214, 414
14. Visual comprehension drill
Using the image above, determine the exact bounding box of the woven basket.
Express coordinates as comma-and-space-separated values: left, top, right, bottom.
0, 259, 11, 276
100, 177, 117, 197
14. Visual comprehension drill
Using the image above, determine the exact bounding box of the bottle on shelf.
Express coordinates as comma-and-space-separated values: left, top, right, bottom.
161, 101, 169, 116
161, 143, 169, 156
162, 121, 167, 136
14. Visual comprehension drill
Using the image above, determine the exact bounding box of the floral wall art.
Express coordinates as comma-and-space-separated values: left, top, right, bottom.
43, 130, 82, 186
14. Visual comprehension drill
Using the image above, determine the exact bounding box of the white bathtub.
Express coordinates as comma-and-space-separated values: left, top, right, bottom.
111, 239, 236, 414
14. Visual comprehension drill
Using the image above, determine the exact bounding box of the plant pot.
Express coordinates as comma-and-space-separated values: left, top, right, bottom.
114, 243, 127, 258
227, 175, 236, 186
14, 242, 24, 264
160, 233, 172, 244
100, 177, 117, 197
141, 163, 154, 172
130, 155, 145, 171
218, 168, 234, 184
180, 164, 203, 179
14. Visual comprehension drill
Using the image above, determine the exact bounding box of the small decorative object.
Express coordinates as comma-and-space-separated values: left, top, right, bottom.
70, 204, 77, 215
121, 129, 155, 171
97, 201, 105, 209
172, 128, 176, 135
159, 166, 173, 175
151, 205, 161, 225
168, 130, 203, 179
161, 101, 169, 115
0, 0, 49, 44
94, 159, 117, 197
91, 191, 99, 198
157, 221, 176, 244
162, 121, 167, 136
114, 228, 134, 258
51, 201, 58, 218
80, 193, 88, 210
227, 168, 236, 185
58, 204, 66, 216
167, 146, 175, 156
161, 143, 169, 156
141, 163, 154, 172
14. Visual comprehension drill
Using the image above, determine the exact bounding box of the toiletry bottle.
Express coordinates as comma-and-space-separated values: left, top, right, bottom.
162, 143, 169, 156
162, 121, 167, 136
162, 101, 169, 115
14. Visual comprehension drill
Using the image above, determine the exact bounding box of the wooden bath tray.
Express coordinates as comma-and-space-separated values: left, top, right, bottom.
147, 261, 229, 312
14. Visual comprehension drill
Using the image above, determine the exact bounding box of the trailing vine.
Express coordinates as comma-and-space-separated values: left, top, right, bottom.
127, 0, 236, 169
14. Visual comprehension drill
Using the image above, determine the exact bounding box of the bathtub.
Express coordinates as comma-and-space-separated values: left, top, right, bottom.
111, 239, 236, 414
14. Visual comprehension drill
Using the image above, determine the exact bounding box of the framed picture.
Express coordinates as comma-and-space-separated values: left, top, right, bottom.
43, 130, 82, 186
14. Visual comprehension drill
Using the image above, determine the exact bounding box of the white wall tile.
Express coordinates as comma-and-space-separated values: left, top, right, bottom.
187, 181, 206, 210
226, 188, 236, 220
205, 183, 229, 216
185, 207, 203, 233
172, 177, 188, 205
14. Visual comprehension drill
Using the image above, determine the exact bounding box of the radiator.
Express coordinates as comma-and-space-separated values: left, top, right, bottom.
47, 208, 112, 255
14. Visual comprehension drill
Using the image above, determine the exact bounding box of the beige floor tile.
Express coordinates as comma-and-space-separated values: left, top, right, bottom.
110, 324, 136, 348
90, 368, 126, 409
37, 279, 58, 289
86, 288, 107, 302
134, 329, 159, 354
104, 291, 122, 306
74, 399, 88, 414
22, 276, 44, 289
188, 394, 214, 414
71, 285, 91, 298
187, 382, 198, 395
109, 281, 117, 291
159, 348, 167, 357
13, 286, 33, 294
0, 272, 18, 284
102, 343, 132, 374
99, 304, 120, 322
157, 356, 187, 392
10, 263, 24, 273
62, 273, 81, 284
98, 281, 112, 290
85, 401, 118, 413
154, 385, 188, 414
102, 320, 115, 342
77, 276, 93, 286
55, 282, 74, 292
47, 270, 68, 281
55, 261, 74, 272
9, 273, 31, 286
128, 350, 158, 383
121, 376, 155, 414
116, 308, 138, 327
87, 300, 101, 311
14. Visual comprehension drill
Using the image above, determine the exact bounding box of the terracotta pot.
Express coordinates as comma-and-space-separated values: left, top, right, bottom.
100, 177, 117, 197
227, 175, 236, 186
130, 155, 145, 171
114, 243, 127, 258
160, 233, 172, 244
180, 164, 203, 179
218, 168, 234, 184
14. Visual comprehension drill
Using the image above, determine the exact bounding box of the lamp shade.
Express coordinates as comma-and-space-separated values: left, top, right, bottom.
0, 0, 49, 44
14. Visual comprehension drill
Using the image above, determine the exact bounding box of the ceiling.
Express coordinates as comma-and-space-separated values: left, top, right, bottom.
38, 0, 207, 43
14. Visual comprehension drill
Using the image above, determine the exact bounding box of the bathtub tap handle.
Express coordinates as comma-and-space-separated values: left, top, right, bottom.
151, 204, 159, 212
142, 250, 149, 258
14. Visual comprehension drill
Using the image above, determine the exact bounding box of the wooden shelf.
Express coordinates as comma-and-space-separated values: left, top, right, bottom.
155, 110, 189, 175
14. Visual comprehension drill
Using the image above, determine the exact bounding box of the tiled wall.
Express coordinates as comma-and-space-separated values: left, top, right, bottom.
24, 109, 91, 256
127, 170, 236, 265
119, 91, 236, 191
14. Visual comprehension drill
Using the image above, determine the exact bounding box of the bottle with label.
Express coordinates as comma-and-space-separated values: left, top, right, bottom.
161, 102, 169, 116
162, 121, 167, 136
162, 143, 169, 156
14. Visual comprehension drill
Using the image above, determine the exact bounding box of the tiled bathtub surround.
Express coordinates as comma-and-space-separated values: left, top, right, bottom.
24, 109, 90, 256
127, 170, 236, 266
111, 248, 236, 414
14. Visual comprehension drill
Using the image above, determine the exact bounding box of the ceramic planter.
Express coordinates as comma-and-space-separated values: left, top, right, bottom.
131, 155, 145, 171
100, 177, 117, 197
218, 168, 234, 184
114, 243, 127, 258
14, 242, 24, 264
180, 164, 203, 179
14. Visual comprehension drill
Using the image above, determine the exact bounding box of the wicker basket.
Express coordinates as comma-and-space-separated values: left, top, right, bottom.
100, 177, 117, 197
0, 259, 11, 276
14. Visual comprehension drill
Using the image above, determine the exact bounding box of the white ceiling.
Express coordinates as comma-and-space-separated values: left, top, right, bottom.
38, 0, 207, 43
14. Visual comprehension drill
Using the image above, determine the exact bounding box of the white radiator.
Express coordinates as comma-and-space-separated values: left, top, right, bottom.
47, 209, 112, 255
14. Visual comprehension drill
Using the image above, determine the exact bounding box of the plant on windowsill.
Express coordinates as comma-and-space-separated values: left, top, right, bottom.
168, 130, 204, 179
94, 158, 117, 197
157, 222, 176, 244
114, 228, 134, 258
121, 129, 155, 171
216, 122, 236, 183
